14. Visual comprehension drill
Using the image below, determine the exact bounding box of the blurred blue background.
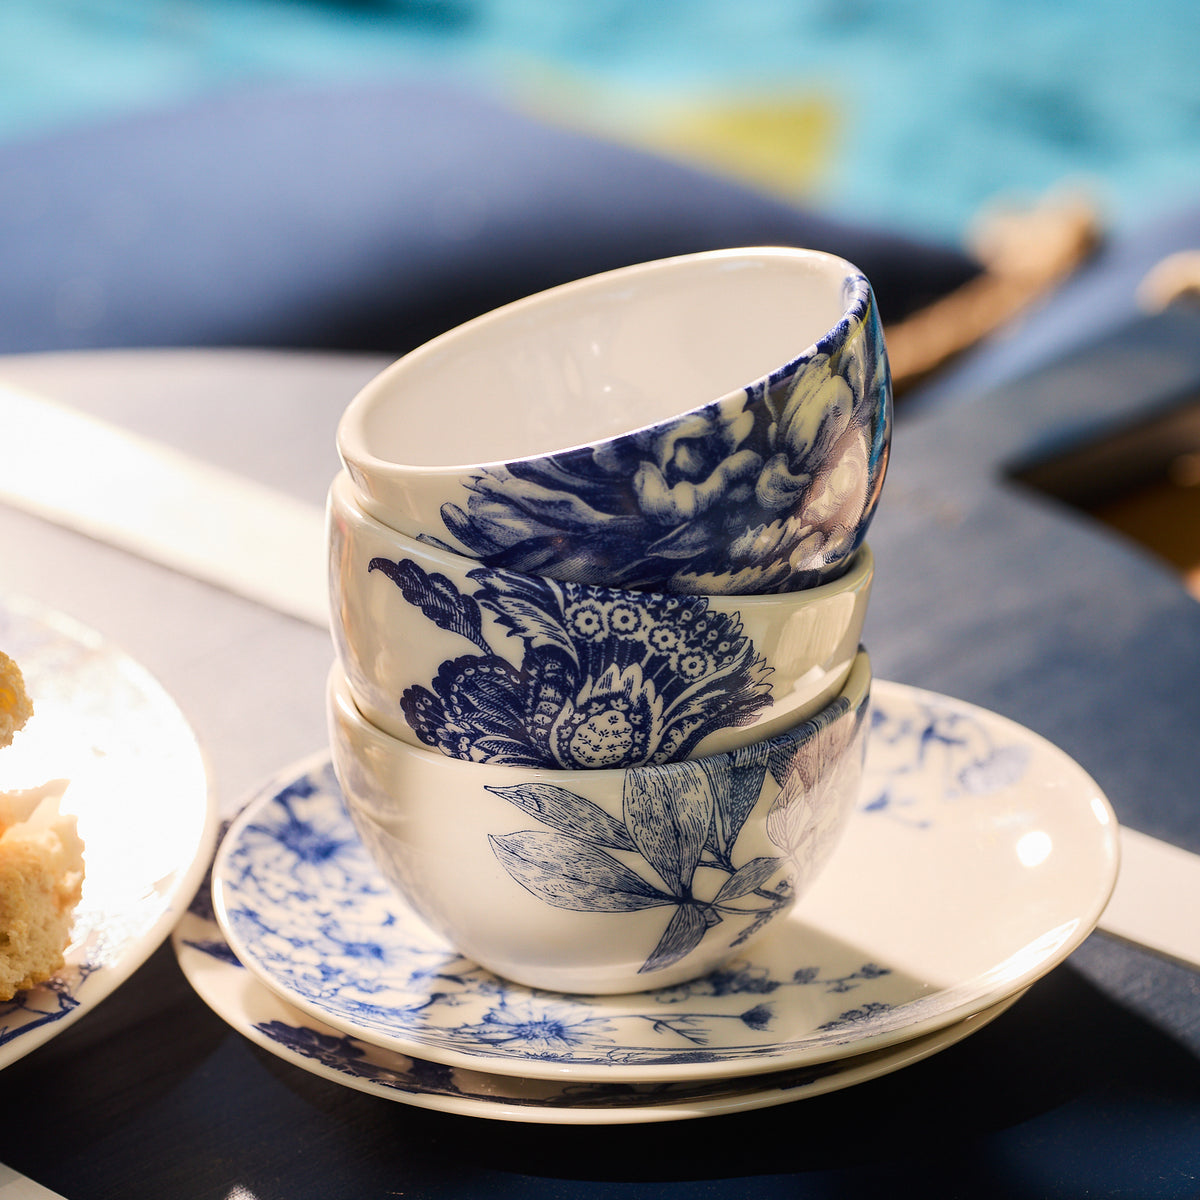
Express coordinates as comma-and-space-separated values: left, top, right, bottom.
3, 0, 1199, 243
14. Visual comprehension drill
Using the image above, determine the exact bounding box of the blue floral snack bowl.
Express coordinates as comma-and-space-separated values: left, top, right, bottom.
326, 651, 871, 995
337, 247, 891, 596
329, 470, 873, 771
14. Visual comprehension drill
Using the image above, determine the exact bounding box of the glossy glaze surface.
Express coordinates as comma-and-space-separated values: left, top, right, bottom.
212, 678, 1117, 1081
321, 653, 871, 993
337, 248, 891, 594
329, 470, 872, 767
176, 891, 1024, 1124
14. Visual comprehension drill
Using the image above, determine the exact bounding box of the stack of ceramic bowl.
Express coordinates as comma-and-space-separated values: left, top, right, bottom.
327, 247, 892, 997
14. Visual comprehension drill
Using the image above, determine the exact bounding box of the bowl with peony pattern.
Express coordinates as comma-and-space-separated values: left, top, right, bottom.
336, 247, 891, 596
328, 470, 873, 771
326, 650, 871, 995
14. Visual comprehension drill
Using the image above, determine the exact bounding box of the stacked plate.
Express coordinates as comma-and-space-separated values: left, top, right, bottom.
175, 678, 1120, 1124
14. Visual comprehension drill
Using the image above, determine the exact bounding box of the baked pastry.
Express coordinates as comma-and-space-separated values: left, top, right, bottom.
0, 652, 86, 1001
0, 782, 85, 1000
0, 651, 33, 749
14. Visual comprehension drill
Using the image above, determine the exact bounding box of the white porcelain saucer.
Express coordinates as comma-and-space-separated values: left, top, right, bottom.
210, 680, 1119, 1083
0, 594, 217, 1068
174, 897, 1025, 1124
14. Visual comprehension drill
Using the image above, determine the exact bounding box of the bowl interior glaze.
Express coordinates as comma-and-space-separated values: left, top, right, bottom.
343, 248, 859, 471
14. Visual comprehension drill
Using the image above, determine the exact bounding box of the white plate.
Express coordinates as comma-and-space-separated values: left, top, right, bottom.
0, 594, 217, 1068
173, 896, 1024, 1124
212, 681, 1119, 1083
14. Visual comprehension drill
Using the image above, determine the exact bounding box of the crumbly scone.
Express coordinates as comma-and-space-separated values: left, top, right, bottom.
0, 651, 33, 750
0, 782, 84, 1001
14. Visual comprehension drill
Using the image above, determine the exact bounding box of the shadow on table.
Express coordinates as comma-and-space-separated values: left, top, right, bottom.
278, 950, 1200, 1198
3, 938, 1198, 1200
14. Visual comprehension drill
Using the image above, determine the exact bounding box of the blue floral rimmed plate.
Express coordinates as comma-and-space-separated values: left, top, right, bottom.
209, 680, 1119, 1083
0, 594, 217, 1069
173, 895, 1023, 1123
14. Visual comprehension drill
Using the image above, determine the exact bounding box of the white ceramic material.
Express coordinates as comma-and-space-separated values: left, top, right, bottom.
0, 594, 217, 1069
210, 679, 1118, 1083
320, 652, 871, 995
337, 247, 891, 596
174, 890, 1024, 1124
328, 470, 873, 769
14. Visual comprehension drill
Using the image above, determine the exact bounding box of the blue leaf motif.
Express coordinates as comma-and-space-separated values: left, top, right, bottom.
766, 716, 818, 787
489, 831, 674, 912
641, 904, 710, 974
712, 856, 784, 903
402, 656, 537, 764
485, 783, 637, 852
767, 695, 852, 789
469, 570, 580, 665
382, 552, 773, 770
739, 1003, 774, 1031
702, 738, 771, 856
434, 283, 888, 596
368, 557, 487, 652
622, 760, 714, 895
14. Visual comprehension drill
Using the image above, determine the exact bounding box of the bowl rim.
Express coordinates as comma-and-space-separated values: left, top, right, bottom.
336, 245, 874, 482
329, 468, 875, 610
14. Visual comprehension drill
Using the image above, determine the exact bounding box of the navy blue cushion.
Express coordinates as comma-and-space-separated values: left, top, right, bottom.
0, 79, 980, 356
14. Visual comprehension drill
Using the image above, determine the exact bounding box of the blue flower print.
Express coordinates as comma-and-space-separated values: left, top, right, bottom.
234, 786, 364, 907
437, 285, 890, 595
485, 681, 868, 978
369, 557, 773, 769
862, 700, 1031, 823
453, 999, 619, 1055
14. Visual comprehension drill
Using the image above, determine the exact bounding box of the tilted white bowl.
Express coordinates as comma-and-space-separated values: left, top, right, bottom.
327, 650, 871, 995
337, 247, 891, 596
329, 469, 873, 770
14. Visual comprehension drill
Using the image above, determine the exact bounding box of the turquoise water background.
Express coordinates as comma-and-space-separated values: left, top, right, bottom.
2, 0, 1198, 241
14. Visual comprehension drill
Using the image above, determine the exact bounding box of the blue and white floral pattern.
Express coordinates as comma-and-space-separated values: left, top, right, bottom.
199, 679, 1117, 1091
246, 1016, 854, 1110
213, 711, 994, 1077
484, 687, 865, 977
370, 556, 773, 768
175, 891, 923, 1118
176, 875, 1032, 1119
211, 756, 898, 1072
437, 280, 890, 595
860, 698, 1032, 826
